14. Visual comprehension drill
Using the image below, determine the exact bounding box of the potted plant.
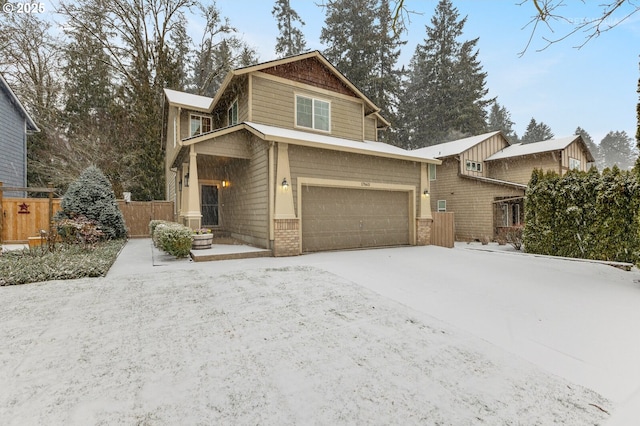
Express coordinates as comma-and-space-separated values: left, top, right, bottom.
192, 228, 213, 249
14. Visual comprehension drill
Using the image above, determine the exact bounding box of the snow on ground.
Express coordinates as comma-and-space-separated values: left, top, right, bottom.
1, 241, 639, 424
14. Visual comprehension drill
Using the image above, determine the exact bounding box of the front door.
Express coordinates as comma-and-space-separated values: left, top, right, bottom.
201, 184, 219, 226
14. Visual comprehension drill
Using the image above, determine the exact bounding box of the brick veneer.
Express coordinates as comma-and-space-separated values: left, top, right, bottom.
416, 218, 433, 246
273, 218, 300, 257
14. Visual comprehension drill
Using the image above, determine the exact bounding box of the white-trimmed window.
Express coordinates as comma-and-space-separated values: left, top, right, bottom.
437, 200, 446, 212
190, 114, 211, 137
296, 94, 330, 132
429, 163, 437, 181
569, 157, 581, 170
466, 160, 483, 172
228, 99, 238, 126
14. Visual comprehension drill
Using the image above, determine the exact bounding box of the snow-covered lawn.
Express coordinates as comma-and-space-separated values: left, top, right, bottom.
1, 242, 639, 424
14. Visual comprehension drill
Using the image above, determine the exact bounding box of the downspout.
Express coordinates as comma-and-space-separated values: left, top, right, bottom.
268, 141, 275, 244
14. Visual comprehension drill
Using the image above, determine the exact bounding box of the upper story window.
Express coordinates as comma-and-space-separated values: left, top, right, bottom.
228, 99, 238, 126
569, 157, 581, 170
466, 160, 482, 172
190, 114, 211, 137
296, 94, 330, 132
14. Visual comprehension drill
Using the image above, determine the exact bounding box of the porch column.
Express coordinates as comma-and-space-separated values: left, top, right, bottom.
417, 163, 433, 246
273, 143, 299, 256
183, 145, 202, 229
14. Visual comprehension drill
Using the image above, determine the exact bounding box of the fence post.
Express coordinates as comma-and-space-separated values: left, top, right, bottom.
0, 181, 3, 251
48, 182, 54, 250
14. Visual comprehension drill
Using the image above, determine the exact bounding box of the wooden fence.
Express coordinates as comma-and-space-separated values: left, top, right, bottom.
117, 200, 175, 238
431, 212, 455, 248
1, 195, 174, 243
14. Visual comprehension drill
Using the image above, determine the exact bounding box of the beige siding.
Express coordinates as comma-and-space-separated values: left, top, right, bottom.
219, 136, 269, 247
195, 132, 251, 159
562, 140, 591, 172
430, 158, 524, 241
460, 133, 510, 177
287, 144, 421, 216
364, 116, 377, 141
488, 152, 560, 185
251, 74, 364, 141
165, 106, 180, 200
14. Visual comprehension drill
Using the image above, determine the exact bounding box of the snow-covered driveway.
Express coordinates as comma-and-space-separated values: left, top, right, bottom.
1, 242, 638, 424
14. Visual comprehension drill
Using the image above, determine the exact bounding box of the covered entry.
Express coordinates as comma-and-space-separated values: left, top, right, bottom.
300, 185, 411, 252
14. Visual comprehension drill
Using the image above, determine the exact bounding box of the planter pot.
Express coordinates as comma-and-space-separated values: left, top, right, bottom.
192, 234, 213, 250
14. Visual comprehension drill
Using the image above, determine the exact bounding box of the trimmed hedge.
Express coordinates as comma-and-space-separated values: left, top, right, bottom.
524, 167, 640, 264
150, 220, 193, 258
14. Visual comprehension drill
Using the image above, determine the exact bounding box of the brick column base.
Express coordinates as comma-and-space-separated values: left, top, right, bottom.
416, 218, 433, 246
273, 219, 300, 257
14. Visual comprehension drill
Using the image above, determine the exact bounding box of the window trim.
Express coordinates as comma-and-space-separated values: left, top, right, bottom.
429, 163, 437, 181
190, 114, 212, 137
569, 157, 581, 170
227, 99, 238, 126
295, 94, 331, 132
465, 160, 483, 172
437, 199, 446, 212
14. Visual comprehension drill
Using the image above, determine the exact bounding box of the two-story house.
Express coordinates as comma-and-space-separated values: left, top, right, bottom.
163, 51, 440, 256
414, 132, 594, 241
0, 74, 39, 197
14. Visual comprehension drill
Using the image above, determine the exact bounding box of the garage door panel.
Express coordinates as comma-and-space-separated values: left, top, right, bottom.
301, 186, 410, 252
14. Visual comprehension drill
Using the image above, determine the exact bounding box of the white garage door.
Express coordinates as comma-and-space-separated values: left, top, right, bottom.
301, 186, 410, 252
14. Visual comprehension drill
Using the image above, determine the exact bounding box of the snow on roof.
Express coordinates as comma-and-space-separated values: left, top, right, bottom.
411, 131, 502, 159
245, 122, 440, 164
485, 136, 579, 161
164, 88, 213, 111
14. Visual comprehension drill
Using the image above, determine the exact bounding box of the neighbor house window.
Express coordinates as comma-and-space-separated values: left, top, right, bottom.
429, 163, 437, 181
437, 200, 446, 212
466, 160, 482, 172
569, 157, 581, 170
190, 114, 211, 137
228, 99, 238, 126
296, 95, 330, 132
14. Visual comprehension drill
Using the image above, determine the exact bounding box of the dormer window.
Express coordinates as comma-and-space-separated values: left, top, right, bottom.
190, 114, 211, 137
466, 160, 482, 172
228, 99, 238, 126
296, 94, 330, 132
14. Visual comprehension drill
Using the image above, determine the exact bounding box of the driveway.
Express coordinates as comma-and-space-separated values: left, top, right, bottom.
2, 239, 639, 424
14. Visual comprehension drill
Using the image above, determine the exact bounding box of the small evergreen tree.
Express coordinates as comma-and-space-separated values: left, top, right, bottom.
488, 101, 518, 142
58, 166, 127, 240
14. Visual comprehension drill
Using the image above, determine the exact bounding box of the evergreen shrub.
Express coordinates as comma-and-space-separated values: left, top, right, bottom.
150, 220, 192, 258
523, 167, 640, 264
57, 166, 127, 240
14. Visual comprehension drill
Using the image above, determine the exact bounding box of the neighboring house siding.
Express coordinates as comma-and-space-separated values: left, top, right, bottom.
487, 152, 560, 185
562, 140, 590, 172
251, 74, 364, 141
430, 157, 524, 241
460, 134, 509, 177
218, 137, 269, 246
287, 144, 421, 215
0, 89, 26, 195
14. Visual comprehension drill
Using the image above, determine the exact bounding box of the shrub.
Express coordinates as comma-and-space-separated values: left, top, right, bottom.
504, 226, 523, 251
150, 220, 192, 258
57, 215, 105, 249
57, 165, 127, 240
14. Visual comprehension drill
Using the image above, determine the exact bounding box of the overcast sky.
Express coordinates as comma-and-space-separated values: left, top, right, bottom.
215, 0, 639, 145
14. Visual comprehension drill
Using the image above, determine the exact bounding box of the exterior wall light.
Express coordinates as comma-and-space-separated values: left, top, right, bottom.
222, 180, 228, 188
184, 173, 190, 187
282, 177, 289, 189
423, 189, 429, 195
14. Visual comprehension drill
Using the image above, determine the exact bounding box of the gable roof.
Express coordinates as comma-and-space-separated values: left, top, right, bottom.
411, 131, 503, 159
164, 51, 389, 126
183, 121, 441, 165
485, 136, 595, 162
0, 74, 39, 132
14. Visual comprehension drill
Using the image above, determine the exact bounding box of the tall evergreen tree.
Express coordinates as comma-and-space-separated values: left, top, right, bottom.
488, 101, 518, 142
398, 0, 491, 148
320, 0, 404, 142
521, 118, 554, 143
574, 127, 601, 169
272, 0, 307, 58
600, 130, 635, 170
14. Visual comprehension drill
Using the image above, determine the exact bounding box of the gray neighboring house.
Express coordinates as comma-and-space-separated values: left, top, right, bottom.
0, 74, 39, 197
